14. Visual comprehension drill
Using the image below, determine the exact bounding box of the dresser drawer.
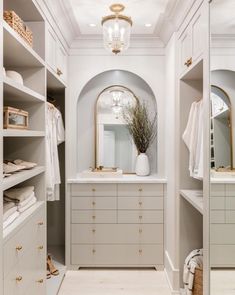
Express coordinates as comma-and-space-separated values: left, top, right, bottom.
3, 205, 45, 277
118, 197, 163, 210
71, 224, 163, 244
117, 184, 163, 197
72, 196, 116, 210
118, 210, 163, 224
72, 244, 163, 266
71, 210, 117, 224
71, 184, 116, 197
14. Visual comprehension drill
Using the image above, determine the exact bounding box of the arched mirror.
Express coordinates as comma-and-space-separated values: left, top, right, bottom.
95, 85, 138, 173
211, 85, 233, 170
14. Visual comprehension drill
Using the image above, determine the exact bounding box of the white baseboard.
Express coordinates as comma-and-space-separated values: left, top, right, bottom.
164, 250, 180, 294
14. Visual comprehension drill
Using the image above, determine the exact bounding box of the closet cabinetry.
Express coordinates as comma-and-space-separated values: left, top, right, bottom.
46, 25, 67, 84
69, 182, 165, 268
179, 2, 205, 75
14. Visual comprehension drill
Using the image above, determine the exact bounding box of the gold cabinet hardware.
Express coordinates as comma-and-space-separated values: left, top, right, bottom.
38, 245, 44, 250
139, 249, 142, 254
38, 221, 44, 226
184, 57, 192, 67
36, 279, 44, 284
92, 215, 96, 219
138, 188, 143, 192
16, 276, 23, 282
16, 246, 23, 251
57, 68, 63, 76
92, 229, 96, 233
92, 188, 96, 192
139, 215, 143, 220
92, 201, 96, 206
92, 249, 96, 254
139, 201, 142, 206
139, 229, 142, 234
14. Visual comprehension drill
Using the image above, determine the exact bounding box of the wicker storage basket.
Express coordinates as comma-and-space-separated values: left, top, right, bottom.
193, 268, 203, 295
4, 11, 33, 47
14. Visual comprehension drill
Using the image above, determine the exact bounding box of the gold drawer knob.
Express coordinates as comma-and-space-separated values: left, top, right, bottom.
139, 202, 142, 206
139, 249, 142, 254
38, 245, 44, 250
16, 276, 23, 282
92, 215, 96, 219
139, 229, 142, 234
36, 279, 44, 284
138, 188, 143, 192
38, 221, 44, 226
92, 201, 96, 206
92, 249, 96, 254
139, 215, 143, 219
92, 229, 96, 233
57, 68, 63, 76
92, 188, 96, 192
16, 246, 23, 251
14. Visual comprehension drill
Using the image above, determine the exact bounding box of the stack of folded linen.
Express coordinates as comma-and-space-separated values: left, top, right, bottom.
3, 200, 19, 229
3, 159, 37, 178
4, 186, 37, 214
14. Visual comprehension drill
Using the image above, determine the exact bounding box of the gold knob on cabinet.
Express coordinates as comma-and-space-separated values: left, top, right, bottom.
184, 57, 192, 67
139, 229, 142, 234
38, 245, 44, 250
16, 246, 23, 251
36, 279, 44, 284
16, 276, 23, 282
92, 249, 96, 254
139, 249, 142, 254
92, 188, 96, 192
92, 201, 96, 206
139, 202, 142, 206
92, 215, 96, 219
92, 229, 96, 233
57, 68, 63, 76
38, 221, 44, 226
139, 215, 143, 220
138, 188, 143, 192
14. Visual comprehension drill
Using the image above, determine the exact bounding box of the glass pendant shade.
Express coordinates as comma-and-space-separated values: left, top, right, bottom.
102, 4, 132, 55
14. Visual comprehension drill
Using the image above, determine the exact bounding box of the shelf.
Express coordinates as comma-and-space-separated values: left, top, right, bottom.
47, 246, 66, 295
3, 130, 45, 137
3, 76, 45, 103
3, 22, 45, 68
212, 108, 229, 120
3, 201, 44, 241
180, 190, 203, 215
3, 166, 45, 191
180, 58, 203, 81
47, 68, 66, 91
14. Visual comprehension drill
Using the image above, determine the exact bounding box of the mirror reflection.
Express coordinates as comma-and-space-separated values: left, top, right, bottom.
96, 85, 138, 173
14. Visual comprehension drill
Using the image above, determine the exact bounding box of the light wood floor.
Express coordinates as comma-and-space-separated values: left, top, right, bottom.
58, 270, 172, 295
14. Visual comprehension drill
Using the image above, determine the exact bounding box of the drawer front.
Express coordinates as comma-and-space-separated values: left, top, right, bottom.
210, 211, 225, 224
211, 224, 235, 244
71, 224, 163, 244
211, 245, 235, 266
118, 210, 163, 224
4, 206, 45, 277
72, 196, 116, 210
71, 244, 163, 266
71, 210, 117, 224
118, 197, 163, 210
71, 184, 116, 197
118, 184, 163, 197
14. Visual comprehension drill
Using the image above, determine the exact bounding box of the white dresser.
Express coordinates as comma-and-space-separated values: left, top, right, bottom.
3, 203, 46, 295
68, 177, 166, 269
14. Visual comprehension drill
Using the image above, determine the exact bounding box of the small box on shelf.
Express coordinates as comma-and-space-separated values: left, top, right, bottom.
3, 106, 28, 130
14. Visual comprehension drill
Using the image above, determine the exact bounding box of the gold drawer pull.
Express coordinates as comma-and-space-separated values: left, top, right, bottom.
138, 188, 143, 192
92, 201, 96, 206
139, 249, 142, 254
92, 249, 96, 254
36, 279, 44, 284
38, 221, 44, 226
16, 246, 23, 251
16, 276, 23, 282
139, 229, 142, 234
184, 57, 192, 67
92, 229, 96, 233
57, 68, 63, 76
38, 245, 44, 250
92, 215, 96, 219
92, 188, 96, 192
139, 215, 143, 220
139, 202, 142, 206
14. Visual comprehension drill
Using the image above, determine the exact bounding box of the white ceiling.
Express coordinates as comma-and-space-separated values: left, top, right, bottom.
66, 0, 171, 36
211, 0, 235, 35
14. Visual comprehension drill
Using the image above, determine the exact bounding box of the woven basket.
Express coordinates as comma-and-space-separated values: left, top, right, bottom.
193, 268, 203, 295
4, 11, 33, 47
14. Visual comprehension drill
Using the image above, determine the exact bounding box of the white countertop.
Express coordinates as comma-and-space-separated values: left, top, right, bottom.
211, 177, 235, 184
67, 174, 167, 184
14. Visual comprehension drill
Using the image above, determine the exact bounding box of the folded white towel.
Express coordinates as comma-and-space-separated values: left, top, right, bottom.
3, 211, 20, 229
17, 196, 37, 213
17, 192, 35, 209
3, 201, 15, 213
4, 186, 35, 203
3, 206, 17, 222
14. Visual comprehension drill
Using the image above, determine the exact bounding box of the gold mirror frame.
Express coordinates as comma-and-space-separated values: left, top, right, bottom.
94, 85, 139, 172
211, 84, 234, 170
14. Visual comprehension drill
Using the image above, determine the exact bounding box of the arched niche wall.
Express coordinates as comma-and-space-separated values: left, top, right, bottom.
76, 70, 158, 174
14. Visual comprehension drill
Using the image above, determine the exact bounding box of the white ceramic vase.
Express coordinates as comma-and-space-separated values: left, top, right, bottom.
135, 153, 150, 176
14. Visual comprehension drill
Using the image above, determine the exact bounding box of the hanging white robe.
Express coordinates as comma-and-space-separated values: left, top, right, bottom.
46, 104, 65, 201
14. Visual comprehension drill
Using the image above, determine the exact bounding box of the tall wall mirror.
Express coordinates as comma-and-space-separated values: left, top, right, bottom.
210, 1, 235, 294
95, 85, 138, 173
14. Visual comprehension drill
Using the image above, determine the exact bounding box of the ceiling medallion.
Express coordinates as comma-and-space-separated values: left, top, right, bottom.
101, 3, 133, 55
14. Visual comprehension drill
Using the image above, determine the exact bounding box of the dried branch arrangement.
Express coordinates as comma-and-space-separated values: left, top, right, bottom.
122, 101, 157, 153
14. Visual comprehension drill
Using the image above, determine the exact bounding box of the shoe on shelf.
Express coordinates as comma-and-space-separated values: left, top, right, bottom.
47, 254, 59, 276
3, 163, 26, 174
13, 159, 37, 170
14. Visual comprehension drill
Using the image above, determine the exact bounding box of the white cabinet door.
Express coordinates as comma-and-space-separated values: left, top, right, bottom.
179, 26, 192, 74
56, 41, 67, 83
46, 27, 57, 72
191, 7, 204, 63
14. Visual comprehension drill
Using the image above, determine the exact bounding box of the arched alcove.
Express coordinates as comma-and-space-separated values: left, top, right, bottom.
76, 69, 158, 174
